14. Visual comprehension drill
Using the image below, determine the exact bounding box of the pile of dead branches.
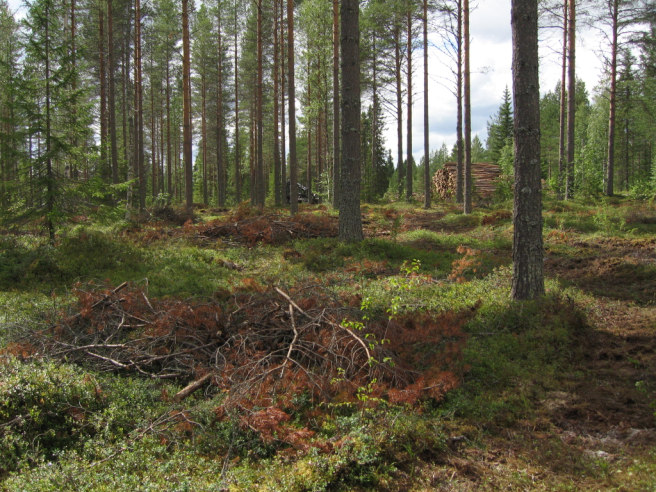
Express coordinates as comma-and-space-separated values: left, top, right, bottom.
9, 281, 471, 414
195, 213, 338, 246
15, 283, 405, 408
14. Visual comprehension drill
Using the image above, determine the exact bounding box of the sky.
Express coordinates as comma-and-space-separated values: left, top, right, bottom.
401, 0, 607, 163
5, 0, 609, 164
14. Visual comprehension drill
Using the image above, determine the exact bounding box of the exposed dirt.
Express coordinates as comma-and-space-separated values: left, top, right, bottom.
546, 236, 656, 304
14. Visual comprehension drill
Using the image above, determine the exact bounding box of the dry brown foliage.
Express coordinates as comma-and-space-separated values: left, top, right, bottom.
9, 282, 476, 446
194, 212, 338, 246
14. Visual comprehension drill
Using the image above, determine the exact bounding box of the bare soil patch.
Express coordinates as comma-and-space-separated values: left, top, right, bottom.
546, 236, 656, 304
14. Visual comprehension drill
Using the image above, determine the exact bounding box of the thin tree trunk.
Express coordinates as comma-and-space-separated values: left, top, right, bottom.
107, 0, 118, 184
394, 24, 403, 197
280, 0, 287, 202
216, 7, 225, 207
332, 0, 341, 208
151, 60, 157, 198
136, 0, 144, 210
256, 0, 264, 207
423, 0, 430, 208
166, 57, 172, 198
70, 0, 79, 179
201, 72, 208, 205
307, 58, 312, 197
463, 0, 472, 214
234, 0, 241, 203
273, 0, 281, 206
456, 0, 463, 203
511, 0, 544, 300
122, 32, 129, 184
332, 0, 339, 208
182, 0, 193, 210
45, 0, 54, 242
605, 0, 618, 197
99, 3, 107, 180
565, 0, 575, 199
406, 2, 413, 201
372, 34, 378, 201
557, 0, 568, 199
287, 0, 298, 213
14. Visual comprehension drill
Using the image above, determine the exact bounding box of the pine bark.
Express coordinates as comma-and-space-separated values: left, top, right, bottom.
216, 7, 226, 206
565, 0, 575, 199
182, 0, 193, 210
332, 0, 340, 208
201, 71, 207, 204
406, 2, 413, 201
107, 0, 118, 184
338, 0, 363, 241
256, 0, 264, 207
134, 0, 145, 211
423, 0, 430, 208
273, 0, 281, 206
463, 0, 472, 214
456, 0, 463, 203
280, 0, 287, 201
287, 0, 298, 213
511, 0, 544, 300
234, 1, 241, 203
99, 4, 107, 179
557, 0, 568, 199
394, 24, 403, 197
605, 0, 619, 196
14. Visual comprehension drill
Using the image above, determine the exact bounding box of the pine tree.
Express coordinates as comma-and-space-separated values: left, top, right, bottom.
339, 0, 363, 241
486, 87, 513, 164
511, 0, 544, 299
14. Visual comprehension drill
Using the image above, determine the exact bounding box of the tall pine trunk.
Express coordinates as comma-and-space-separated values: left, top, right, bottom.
406, 2, 413, 201
339, 0, 363, 241
332, 0, 339, 208
557, 0, 568, 199
511, 0, 544, 299
287, 0, 298, 213
605, 0, 619, 196
107, 0, 118, 184
216, 7, 226, 207
394, 24, 403, 197
456, 0, 463, 203
565, 0, 576, 199
463, 0, 472, 214
256, 0, 264, 207
99, 3, 107, 179
182, 0, 193, 210
234, 1, 241, 203
422, 0, 430, 208
273, 0, 281, 205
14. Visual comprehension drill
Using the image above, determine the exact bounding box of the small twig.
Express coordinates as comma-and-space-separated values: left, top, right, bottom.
279, 304, 299, 380
142, 292, 155, 313
274, 287, 372, 362
85, 351, 129, 369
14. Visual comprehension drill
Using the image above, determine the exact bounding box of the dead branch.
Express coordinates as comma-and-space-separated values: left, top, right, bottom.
173, 372, 214, 401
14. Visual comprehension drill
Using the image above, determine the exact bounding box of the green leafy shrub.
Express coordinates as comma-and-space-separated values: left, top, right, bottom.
0, 358, 104, 474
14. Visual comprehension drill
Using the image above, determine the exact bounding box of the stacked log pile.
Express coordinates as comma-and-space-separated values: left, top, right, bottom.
432, 168, 456, 200
433, 162, 501, 200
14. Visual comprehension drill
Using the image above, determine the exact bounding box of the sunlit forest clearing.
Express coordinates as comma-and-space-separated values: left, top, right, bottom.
1, 0, 656, 489
1, 197, 655, 490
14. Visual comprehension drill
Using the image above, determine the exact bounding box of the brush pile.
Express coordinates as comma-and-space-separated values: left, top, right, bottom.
8, 281, 471, 415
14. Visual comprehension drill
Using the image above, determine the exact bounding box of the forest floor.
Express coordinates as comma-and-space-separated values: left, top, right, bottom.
0, 196, 655, 490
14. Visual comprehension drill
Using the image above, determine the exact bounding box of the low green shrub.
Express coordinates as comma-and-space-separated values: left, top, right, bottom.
0, 358, 104, 474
